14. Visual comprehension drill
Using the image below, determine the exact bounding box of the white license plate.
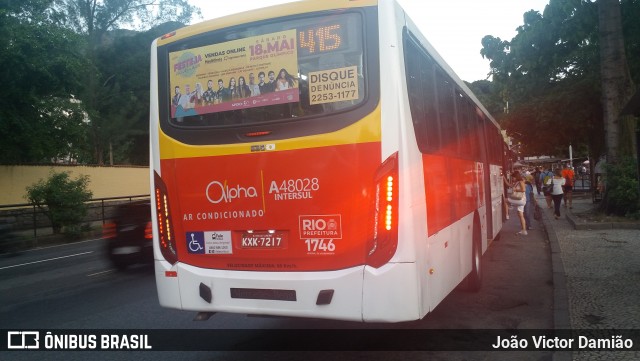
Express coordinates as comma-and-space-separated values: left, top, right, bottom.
240, 231, 288, 249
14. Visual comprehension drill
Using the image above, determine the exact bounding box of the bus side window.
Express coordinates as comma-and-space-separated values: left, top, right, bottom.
405, 44, 427, 150
455, 90, 469, 157
456, 95, 477, 160
403, 35, 439, 154
436, 69, 457, 155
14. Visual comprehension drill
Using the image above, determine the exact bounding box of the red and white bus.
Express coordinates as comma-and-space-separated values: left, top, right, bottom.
150, 0, 507, 322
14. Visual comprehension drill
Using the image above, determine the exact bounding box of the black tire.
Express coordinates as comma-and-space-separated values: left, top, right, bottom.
109, 256, 130, 271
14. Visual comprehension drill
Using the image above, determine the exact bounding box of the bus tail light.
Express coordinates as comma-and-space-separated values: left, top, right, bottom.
154, 172, 178, 265
245, 131, 272, 137
102, 222, 116, 239
366, 152, 399, 268
144, 221, 153, 240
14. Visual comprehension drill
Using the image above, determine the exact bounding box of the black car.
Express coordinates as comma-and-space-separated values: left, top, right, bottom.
0, 217, 22, 255
103, 200, 153, 270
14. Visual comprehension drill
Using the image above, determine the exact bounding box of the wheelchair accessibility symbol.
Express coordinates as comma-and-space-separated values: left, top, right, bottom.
187, 232, 205, 254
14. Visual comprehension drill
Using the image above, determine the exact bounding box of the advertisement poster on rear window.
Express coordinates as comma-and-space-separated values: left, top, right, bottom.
169, 30, 299, 118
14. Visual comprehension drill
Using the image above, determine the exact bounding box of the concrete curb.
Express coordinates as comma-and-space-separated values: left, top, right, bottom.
538, 199, 572, 361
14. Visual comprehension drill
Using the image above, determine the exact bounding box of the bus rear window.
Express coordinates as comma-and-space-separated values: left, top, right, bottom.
166, 12, 366, 127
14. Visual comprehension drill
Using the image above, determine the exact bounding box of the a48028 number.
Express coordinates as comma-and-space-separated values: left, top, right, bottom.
269, 178, 319, 194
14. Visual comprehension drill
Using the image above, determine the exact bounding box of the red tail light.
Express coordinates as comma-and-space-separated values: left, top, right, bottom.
366, 152, 399, 268
245, 131, 272, 137
154, 171, 178, 265
102, 222, 116, 239
144, 221, 153, 240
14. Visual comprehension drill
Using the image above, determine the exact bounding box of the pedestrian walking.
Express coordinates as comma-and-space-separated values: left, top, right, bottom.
561, 164, 575, 209
533, 167, 542, 195
545, 169, 566, 219
524, 174, 535, 230
540, 167, 554, 208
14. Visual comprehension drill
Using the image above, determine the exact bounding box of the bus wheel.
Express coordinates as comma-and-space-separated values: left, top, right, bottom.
462, 218, 482, 292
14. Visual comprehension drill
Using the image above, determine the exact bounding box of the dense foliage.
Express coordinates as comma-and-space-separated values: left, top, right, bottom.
479, 0, 639, 160
1, 0, 638, 180
25, 171, 93, 237
604, 157, 640, 216
0, 0, 197, 164
0, 0, 90, 163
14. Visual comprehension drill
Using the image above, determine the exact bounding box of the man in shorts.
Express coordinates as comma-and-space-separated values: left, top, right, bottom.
561, 164, 575, 209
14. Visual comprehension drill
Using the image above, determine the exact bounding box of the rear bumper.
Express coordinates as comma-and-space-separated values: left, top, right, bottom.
155, 260, 365, 321
154, 260, 421, 322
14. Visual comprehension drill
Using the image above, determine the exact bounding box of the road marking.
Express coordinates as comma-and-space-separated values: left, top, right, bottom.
21, 238, 102, 253
87, 269, 115, 277
0, 251, 94, 270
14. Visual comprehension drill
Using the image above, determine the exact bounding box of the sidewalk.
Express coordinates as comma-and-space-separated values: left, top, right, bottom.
536, 192, 640, 361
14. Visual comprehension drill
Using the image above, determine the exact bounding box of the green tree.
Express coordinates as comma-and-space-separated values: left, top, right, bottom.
25, 171, 93, 236
52, 0, 200, 164
599, 0, 636, 162
480, 1, 603, 158
91, 21, 184, 165
0, 0, 90, 163
467, 79, 504, 118
598, 0, 638, 212
481, 0, 639, 213
604, 157, 639, 216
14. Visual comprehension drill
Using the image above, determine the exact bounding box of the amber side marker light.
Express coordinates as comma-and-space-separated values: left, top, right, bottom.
161, 31, 176, 40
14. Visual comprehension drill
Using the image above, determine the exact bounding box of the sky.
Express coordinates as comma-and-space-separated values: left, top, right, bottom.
187, 0, 550, 83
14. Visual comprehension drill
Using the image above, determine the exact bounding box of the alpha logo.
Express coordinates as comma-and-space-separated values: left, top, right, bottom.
206, 180, 258, 204
299, 215, 343, 239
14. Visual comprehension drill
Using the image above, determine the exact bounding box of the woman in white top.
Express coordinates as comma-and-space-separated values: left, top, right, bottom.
546, 169, 566, 219
509, 172, 528, 236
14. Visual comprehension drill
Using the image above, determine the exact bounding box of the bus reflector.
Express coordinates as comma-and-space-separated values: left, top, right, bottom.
367, 152, 399, 268
165, 271, 177, 277
154, 172, 178, 265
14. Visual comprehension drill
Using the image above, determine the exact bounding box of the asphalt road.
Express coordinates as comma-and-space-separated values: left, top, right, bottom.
1, 216, 554, 360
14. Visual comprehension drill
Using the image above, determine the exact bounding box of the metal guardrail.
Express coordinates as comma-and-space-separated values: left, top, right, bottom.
0, 195, 150, 243
572, 173, 591, 192
532, 173, 591, 193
